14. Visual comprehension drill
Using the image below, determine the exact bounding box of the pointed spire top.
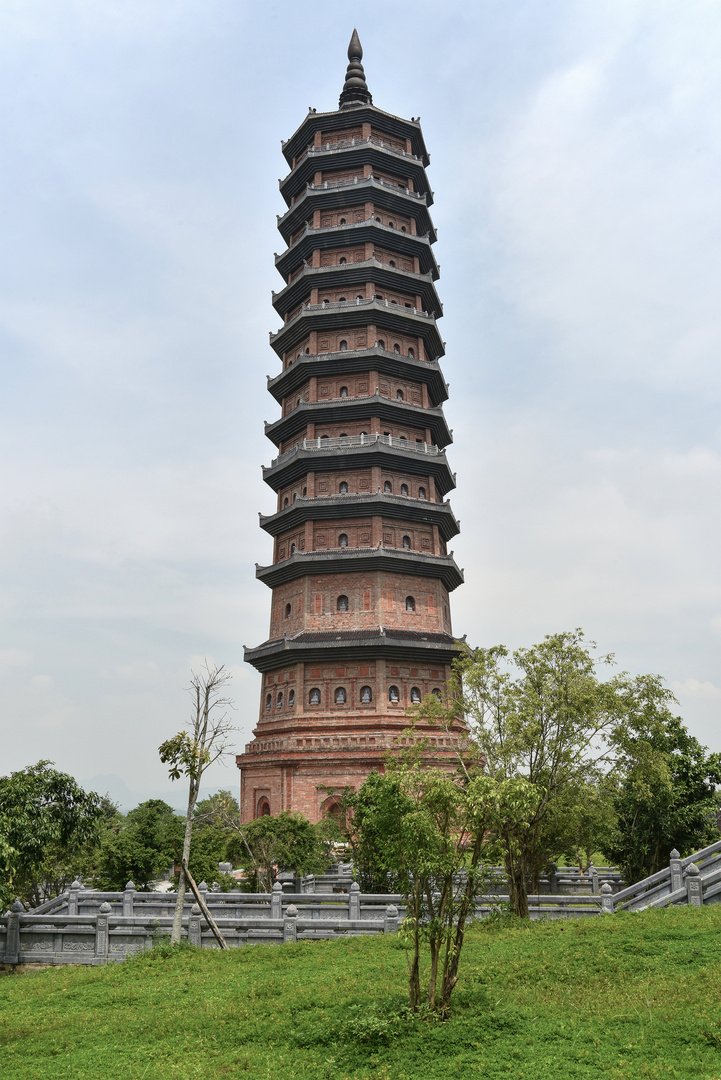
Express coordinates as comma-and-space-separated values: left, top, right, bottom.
339, 29, 372, 110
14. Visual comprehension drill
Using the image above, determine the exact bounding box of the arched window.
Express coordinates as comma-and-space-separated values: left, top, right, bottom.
339, 432, 348, 443
377, 339, 385, 350
394, 343, 401, 353
340, 386, 348, 397
339, 533, 348, 547
388, 221, 395, 229
396, 389, 404, 400
406, 595, 416, 611
284, 603, 291, 618
384, 481, 392, 493
339, 297, 347, 303
320, 434, 330, 441
302, 487, 307, 496
388, 685, 400, 702
339, 340, 348, 351
290, 543, 296, 555
389, 260, 396, 267
399, 435, 407, 442
289, 689, 295, 707
305, 347, 310, 354
402, 535, 411, 549
337, 595, 349, 611
257, 797, 271, 818
418, 486, 426, 499
339, 481, 348, 494
283, 498, 289, 508
276, 691, 283, 708
410, 687, 421, 703
408, 347, 415, 358
309, 688, 321, 705
356, 294, 364, 301
339, 256, 346, 264
360, 685, 372, 703
339, 217, 346, 225
432, 688, 442, 700
292, 493, 297, 503
401, 484, 409, 496
335, 687, 346, 704
265, 694, 272, 711
401, 225, 407, 232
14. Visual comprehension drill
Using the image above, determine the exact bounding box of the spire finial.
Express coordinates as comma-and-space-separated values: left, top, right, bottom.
339, 29, 372, 110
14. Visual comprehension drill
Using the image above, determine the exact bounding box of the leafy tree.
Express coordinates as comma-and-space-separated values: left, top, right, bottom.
422, 631, 695, 917
604, 710, 721, 881
96, 799, 182, 890
0, 761, 104, 909
557, 777, 618, 873
226, 812, 332, 892
158, 662, 235, 943
194, 790, 239, 829
345, 757, 499, 1016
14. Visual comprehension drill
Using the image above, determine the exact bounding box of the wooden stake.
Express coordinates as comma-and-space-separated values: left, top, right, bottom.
181, 860, 229, 950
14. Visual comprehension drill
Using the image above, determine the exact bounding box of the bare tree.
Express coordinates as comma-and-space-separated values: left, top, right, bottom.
158, 662, 235, 945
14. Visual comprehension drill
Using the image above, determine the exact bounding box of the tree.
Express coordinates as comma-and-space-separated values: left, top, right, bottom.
0, 761, 103, 909
604, 709, 721, 882
158, 662, 235, 944
226, 811, 332, 892
345, 757, 498, 1016
96, 800, 182, 890
423, 631, 695, 918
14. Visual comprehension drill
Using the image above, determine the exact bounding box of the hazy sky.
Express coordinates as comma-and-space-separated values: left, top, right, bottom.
1, 0, 719, 810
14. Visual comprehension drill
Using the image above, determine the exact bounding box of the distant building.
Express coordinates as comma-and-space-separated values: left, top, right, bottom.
236, 31, 466, 822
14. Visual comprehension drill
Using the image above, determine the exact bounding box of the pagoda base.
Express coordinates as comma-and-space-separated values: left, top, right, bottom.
237, 728, 465, 823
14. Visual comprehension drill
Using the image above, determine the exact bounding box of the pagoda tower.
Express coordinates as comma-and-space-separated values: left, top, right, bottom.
236, 31, 466, 823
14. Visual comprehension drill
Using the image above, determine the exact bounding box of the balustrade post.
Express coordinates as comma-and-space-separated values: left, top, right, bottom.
685, 863, 703, 907
600, 883, 614, 914
95, 901, 111, 963
284, 904, 298, 943
670, 849, 683, 892
548, 863, 558, 895
5, 898, 23, 963
188, 904, 202, 947
123, 881, 135, 917
384, 904, 399, 935
588, 865, 599, 895
68, 878, 82, 916
349, 881, 361, 920
271, 881, 283, 919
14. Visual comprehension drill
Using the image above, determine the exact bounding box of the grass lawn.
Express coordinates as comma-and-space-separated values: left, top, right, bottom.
2, 905, 721, 1079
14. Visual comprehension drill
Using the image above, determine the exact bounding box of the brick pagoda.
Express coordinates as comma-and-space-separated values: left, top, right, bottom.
236, 31, 465, 822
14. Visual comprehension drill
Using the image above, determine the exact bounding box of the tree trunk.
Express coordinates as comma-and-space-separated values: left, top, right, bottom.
507, 854, 530, 919
171, 785, 197, 944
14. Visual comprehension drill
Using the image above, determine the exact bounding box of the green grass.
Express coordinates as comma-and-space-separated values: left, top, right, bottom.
2, 906, 721, 1079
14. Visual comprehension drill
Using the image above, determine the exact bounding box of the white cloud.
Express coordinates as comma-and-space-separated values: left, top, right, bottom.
0, 648, 32, 676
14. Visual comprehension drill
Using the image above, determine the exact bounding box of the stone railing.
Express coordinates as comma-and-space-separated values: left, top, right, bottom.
295, 135, 422, 167
599, 840, 721, 913
267, 432, 442, 471
0, 881, 401, 966
272, 295, 435, 340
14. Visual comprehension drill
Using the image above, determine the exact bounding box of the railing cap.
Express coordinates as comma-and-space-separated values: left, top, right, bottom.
686, 862, 700, 877
670, 848, 680, 859
99, 901, 112, 913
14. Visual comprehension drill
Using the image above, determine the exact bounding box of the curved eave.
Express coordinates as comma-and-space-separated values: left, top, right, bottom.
245, 631, 461, 673
262, 441, 456, 497
255, 548, 464, 591
266, 348, 449, 408
275, 222, 438, 280
259, 493, 460, 542
270, 301, 444, 361
282, 106, 430, 169
265, 397, 451, 449
280, 144, 431, 207
277, 179, 437, 247
272, 261, 442, 320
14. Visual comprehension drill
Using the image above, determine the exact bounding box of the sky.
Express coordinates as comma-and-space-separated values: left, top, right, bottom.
1, 0, 719, 811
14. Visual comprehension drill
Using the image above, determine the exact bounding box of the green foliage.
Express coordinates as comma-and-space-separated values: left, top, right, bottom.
426, 630, 714, 917
193, 789, 239, 828
604, 711, 721, 882
0, 762, 104, 909
226, 811, 332, 891
2, 907, 721, 1079
95, 800, 183, 891
345, 761, 496, 1014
